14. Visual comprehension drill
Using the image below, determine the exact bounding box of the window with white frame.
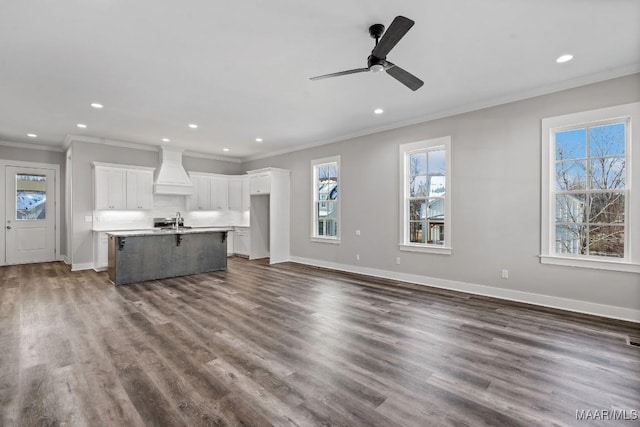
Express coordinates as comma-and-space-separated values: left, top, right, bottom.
541, 102, 640, 273
311, 156, 340, 242
399, 136, 452, 254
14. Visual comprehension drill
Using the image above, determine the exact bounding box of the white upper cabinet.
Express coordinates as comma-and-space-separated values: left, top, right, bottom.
94, 166, 126, 210
126, 169, 154, 209
93, 163, 154, 210
190, 174, 212, 210
249, 172, 271, 194
211, 176, 229, 210
189, 173, 229, 211
241, 176, 250, 211
228, 177, 243, 211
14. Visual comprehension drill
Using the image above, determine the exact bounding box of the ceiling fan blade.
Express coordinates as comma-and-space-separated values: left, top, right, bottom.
310, 68, 370, 80
385, 63, 424, 91
371, 16, 414, 59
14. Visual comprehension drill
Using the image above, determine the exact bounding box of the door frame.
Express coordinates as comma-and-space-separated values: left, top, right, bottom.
0, 159, 61, 266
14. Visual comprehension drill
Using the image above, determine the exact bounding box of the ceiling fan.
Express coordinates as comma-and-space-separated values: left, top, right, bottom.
310, 16, 424, 91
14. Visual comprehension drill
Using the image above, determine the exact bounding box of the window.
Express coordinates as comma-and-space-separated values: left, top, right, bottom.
399, 136, 452, 254
16, 173, 47, 220
311, 156, 340, 243
541, 102, 640, 273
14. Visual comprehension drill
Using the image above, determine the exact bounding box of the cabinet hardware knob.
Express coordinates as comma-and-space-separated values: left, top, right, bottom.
6, 226, 11, 229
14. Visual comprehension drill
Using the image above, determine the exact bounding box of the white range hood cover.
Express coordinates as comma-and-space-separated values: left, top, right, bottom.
154, 147, 193, 195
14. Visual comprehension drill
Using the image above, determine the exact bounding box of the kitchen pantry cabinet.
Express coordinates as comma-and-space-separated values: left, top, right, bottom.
246, 168, 290, 264
249, 172, 270, 194
93, 163, 155, 210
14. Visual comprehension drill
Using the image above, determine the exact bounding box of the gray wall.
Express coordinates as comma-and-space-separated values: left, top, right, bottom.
243, 73, 640, 313
183, 155, 242, 175
69, 142, 242, 266
0, 144, 67, 258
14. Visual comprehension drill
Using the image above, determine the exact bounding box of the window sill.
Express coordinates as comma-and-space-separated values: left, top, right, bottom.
539, 255, 640, 273
311, 237, 341, 245
399, 244, 452, 255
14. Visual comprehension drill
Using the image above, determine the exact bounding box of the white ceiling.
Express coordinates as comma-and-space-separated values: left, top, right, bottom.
1, 0, 639, 160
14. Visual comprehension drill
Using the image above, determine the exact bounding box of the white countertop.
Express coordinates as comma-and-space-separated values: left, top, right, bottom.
106, 227, 234, 237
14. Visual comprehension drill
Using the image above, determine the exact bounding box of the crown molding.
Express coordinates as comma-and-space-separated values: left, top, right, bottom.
65, 134, 158, 152
64, 134, 241, 163
0, 139, 65, 152
183, 150, 242, 163
241, 67, 640, 162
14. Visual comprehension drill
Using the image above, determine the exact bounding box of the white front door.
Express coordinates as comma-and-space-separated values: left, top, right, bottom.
5, 166, 56, 264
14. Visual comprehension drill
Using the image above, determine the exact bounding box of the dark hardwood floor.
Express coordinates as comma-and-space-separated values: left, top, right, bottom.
0, 258, 638, 426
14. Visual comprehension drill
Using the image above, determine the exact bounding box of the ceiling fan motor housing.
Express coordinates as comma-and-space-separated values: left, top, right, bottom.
367, 55, 386, 72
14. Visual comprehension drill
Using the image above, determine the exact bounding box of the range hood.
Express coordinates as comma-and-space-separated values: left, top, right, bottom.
154, 147, 193, 195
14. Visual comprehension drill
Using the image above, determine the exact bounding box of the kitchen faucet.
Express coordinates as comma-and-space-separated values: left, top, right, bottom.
175, 211, 182, 230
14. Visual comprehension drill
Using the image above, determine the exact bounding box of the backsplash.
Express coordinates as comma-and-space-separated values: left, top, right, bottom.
93, 195, 249, 230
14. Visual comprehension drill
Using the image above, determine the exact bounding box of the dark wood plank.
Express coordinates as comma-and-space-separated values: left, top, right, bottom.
0, 259, 638, 426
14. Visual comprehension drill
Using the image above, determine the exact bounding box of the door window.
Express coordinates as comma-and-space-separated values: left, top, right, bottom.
16, 174, 47, 220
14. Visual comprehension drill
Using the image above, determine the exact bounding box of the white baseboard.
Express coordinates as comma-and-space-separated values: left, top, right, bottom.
60, 255, 70, 265
71, 262, 95, 272
289, 256, 640, 323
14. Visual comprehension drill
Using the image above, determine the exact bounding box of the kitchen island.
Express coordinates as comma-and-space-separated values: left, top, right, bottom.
107, 227, 232, 285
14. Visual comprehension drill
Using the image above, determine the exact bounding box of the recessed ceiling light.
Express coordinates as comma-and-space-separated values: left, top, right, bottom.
76, 123, 87, 128
91, 103, 103, 109
162, 138, 170, 142
255, 138, 263, 142
27, 133, 37, 138
556, 54, 573, 63
374, 108, 384, 114
223, 148, 230, 152
188, 123, 198, 129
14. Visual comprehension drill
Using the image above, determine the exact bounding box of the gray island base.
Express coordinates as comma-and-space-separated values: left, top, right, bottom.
107, 228, 230, 285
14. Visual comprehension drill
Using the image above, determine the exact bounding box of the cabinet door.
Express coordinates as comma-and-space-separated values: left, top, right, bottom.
226, 231, 234, 256
211, 176, 228, 210
126, 170, 153, 209
94, 232, 109, 270
192, 175, 211, 210
137, 171, 154, 209
235, 229, 250, 255
96, 167, 126, 209
108, 169, 126, 209
241, 176, 250, 211
228, 178, 242, 210
95, 168, 111, 210
249, 173, 270, 194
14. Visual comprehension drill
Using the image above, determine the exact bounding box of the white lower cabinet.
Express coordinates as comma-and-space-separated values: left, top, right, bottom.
226, 231, 234, 256
94, 232, 109, 271
234, 227, 250, 256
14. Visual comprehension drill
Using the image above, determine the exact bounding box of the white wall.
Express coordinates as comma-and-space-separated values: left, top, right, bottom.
242, 73, 640, 320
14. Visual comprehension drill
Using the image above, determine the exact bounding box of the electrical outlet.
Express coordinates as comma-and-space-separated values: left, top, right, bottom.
84, 216, 92, 222
356, 254, 360, 261
501, 269, 509, 279
355, 229, 361, 236
396, 257, 401, 265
